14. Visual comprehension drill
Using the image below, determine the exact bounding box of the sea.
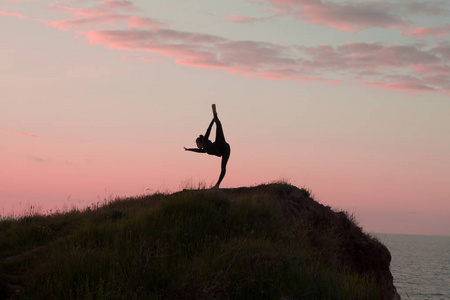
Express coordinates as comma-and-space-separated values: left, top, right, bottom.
374, 233, 450, 300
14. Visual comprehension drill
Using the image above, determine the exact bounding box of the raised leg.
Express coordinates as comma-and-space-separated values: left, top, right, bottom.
212, 104, 226, 144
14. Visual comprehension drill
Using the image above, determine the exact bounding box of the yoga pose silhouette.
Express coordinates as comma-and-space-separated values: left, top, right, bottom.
184, 104, 231, 188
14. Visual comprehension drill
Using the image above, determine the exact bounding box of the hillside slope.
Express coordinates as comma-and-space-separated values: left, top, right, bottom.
0, 183, 400, 299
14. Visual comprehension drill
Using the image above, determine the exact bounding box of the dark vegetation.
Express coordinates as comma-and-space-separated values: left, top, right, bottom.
0, 183, 396, 299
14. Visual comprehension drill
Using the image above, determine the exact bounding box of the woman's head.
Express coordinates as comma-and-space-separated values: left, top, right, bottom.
196, 135, 204, 149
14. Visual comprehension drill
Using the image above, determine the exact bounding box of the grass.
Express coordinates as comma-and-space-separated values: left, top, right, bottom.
1, 183, 383, 300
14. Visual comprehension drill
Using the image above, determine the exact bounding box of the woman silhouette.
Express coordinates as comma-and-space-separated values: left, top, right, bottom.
184, 104, 231, 188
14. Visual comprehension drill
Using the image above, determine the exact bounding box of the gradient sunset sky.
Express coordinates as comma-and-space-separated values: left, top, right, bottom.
2, 0, 449, 236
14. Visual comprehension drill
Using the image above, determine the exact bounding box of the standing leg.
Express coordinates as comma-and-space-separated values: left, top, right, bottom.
215, 148, 230, 188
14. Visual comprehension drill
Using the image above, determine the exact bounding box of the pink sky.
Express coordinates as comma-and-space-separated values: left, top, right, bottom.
1, 0, 450, 236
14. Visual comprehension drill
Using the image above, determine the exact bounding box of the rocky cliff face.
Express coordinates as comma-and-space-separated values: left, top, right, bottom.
222, 184, 401, 300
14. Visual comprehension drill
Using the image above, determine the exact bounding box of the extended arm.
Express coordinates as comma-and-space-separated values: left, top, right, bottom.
204, 118, 215, 140
184, 147, 206, 153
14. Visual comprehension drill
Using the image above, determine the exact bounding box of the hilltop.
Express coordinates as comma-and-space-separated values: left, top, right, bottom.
0, 183, 399, 299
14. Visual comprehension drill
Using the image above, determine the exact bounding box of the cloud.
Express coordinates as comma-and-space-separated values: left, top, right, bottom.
28, 155, 52, 164
81, 27, 450, 92
48, 0, 139, 15
227, 14, 257, 23
401, 1, 449, 16
263, 0, 450, 33
362, 76, 439, 93
309, 42, 450, 92
267, 0, 408, 32
403, 24, 450, 39
83, 28, 336, 83
226, 13, 276, 24
44, 1, 164, 30
44, 14, 162, 31
1, 2, 162, 30
431, 42, 450, 61
101, 0, 139, 12
0, 9, 29, 19
302, 42, 445, 81
10, 132, 39, 138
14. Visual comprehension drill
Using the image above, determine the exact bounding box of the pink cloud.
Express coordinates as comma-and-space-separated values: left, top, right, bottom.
301, 42, 442, 77
268, 0, 408, 32
426, 75, 450, 91
127, 16, 161, 28
48, 0, 138, 16
403, 24, 450, 39
411, 65, 450, 76
44, 15, 122, 31
44, 14, 162, 31
307, 42, 450, 92
44, 2, 164, 30
85, 29, 233, 69
362, 70, 450, 94
81, 27, 450, 93
228, 14, 257, 23
10, 132, 39, 138
432, 43, 450, 59
101, 0, 139, 12
84, 28, 332, 83
263, 0, 450, 35
0, 9, 28, 19
362, 77, 438, 93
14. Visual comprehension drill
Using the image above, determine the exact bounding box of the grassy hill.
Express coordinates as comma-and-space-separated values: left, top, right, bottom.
0, 183, 398, 300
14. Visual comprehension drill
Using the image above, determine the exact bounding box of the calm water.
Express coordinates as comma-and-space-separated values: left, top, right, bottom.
374, 233, 450, 300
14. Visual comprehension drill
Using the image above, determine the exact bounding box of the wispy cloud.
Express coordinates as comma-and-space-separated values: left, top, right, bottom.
1, 2, 161, 30
0, 9, 29, 19
307, 42, 450, 92
43, 1, 164, 31
403, 24, 450, 39
227, 14, 258, 23
10, 132, 39, 138
362, 76, 439, 93
266, 0, 408, 31
263, 0, 449, 33
82, 27, 450, 92
101, 0, 139, 12
83, 28, 337, 83
28, 155, 52, 164
226, 13, 277, 24
401, 1, 448, 16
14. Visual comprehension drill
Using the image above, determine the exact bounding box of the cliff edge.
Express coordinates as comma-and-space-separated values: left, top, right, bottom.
219, 184, 400, 300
